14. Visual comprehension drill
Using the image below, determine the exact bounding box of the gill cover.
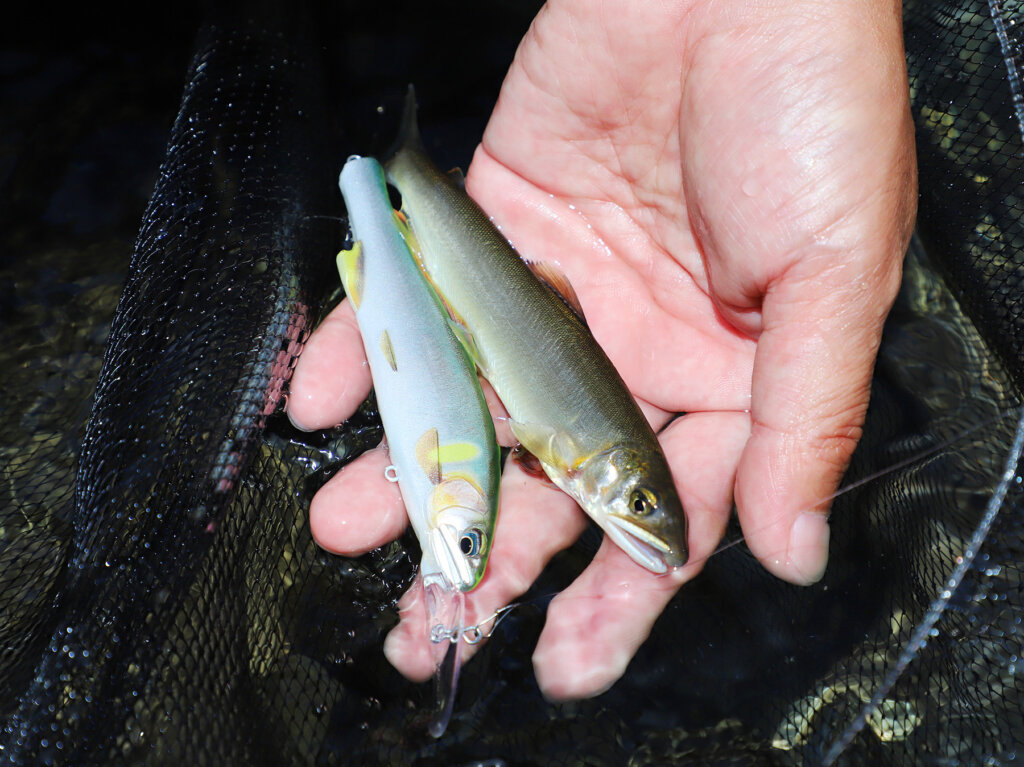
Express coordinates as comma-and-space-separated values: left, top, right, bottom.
428, 477, 492, 591
578, 447, 688, 573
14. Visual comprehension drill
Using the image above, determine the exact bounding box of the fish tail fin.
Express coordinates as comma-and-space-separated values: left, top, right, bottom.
386, 84, 424, 161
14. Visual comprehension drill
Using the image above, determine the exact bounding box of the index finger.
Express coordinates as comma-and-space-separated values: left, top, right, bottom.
288, 298, 371, 431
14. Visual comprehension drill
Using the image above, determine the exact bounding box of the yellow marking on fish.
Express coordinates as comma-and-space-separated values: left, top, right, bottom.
393, 211, 425, 265
336, 242, 364, 309
436, 441, 479, 464
415, 428, 441, 484
394, 209, 473, 328
379, 329, 397, 371
509, 421, 581, 473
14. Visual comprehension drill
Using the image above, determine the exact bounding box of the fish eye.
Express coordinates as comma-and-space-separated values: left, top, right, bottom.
629, 488, 657, 516
459, 529, 484, 557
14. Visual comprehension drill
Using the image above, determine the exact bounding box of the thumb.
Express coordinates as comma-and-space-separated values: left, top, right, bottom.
734, 252, 902, 584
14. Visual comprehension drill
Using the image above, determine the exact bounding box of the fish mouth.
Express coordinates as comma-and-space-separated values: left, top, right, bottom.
604, 515, 684, 574
428, 526, 475, 591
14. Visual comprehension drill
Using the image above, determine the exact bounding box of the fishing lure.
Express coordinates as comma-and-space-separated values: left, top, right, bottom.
337, 155, 500, 735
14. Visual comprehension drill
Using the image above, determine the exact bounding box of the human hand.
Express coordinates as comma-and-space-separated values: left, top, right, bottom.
288, 0, 916, 700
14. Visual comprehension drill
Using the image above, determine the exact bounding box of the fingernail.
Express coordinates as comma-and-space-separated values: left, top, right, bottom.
534, 648, 616, 702
287, 408, 313, 432
382, 629, 402, 667
787, 512, 830, 584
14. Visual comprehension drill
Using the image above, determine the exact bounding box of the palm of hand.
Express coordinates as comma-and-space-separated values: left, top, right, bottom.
288, 0, 915, 699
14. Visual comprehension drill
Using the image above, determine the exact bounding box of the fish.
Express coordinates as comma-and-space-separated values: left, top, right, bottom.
384, 88, 688, 574
337, 155, 502, 736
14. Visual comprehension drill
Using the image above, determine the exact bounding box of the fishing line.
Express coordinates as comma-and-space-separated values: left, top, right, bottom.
458, 591, 564, 644
821, 399, 1024, 765
427, 591, 561, 647
302, 213, 347, 223
391, 404, 1024, 653
461, 603, 520, 644
699, 403, 1024, 568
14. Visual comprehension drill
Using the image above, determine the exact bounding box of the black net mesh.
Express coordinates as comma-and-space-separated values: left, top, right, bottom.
2, 1, 1023, 764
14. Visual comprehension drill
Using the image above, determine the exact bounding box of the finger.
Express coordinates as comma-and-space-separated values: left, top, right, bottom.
384, 455, 586, 679
734, 259, 901, 585
532, 410, 748, 701
309, 446, 408, 555
660, 409, 750, 572
288, 299, 371, 431
382, 577, 435, 682
479, 377, 516, 446
467, 456, 586, 616
533, 539, 685, 701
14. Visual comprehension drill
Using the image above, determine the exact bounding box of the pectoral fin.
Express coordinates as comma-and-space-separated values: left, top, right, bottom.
509, 420, 579, 473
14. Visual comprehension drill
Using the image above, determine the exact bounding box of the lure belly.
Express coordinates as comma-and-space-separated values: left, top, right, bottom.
337, 155, 499, 593
337, 155, 500, 736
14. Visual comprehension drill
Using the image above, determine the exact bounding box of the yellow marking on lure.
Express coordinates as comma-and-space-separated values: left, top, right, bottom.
436, 441, 479, 464
380, 329, 397, 371
336, 242, 364, 310
416, 428, 442, 484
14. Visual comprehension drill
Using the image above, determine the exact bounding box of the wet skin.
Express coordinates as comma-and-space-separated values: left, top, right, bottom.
289, 0, 916, 700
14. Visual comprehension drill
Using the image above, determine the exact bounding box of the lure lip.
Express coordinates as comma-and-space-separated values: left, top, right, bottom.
421, 571, 465, 738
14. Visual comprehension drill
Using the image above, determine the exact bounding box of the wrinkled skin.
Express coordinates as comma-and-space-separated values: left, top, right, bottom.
289, 0, 916, 700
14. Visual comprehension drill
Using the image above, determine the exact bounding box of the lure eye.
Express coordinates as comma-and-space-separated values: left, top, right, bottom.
459, 529, 483, 557
629, 488, 657, 516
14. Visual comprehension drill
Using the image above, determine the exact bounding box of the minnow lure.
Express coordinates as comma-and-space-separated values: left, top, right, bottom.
337, 155, 500, 735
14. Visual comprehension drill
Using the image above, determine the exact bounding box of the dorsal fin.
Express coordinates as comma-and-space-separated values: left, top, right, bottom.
526, 260, 587, 324
385, 84, 424, 161
447, 167, 466, 190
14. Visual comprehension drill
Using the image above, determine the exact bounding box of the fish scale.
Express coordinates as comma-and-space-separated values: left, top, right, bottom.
385, 88, 688, 573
